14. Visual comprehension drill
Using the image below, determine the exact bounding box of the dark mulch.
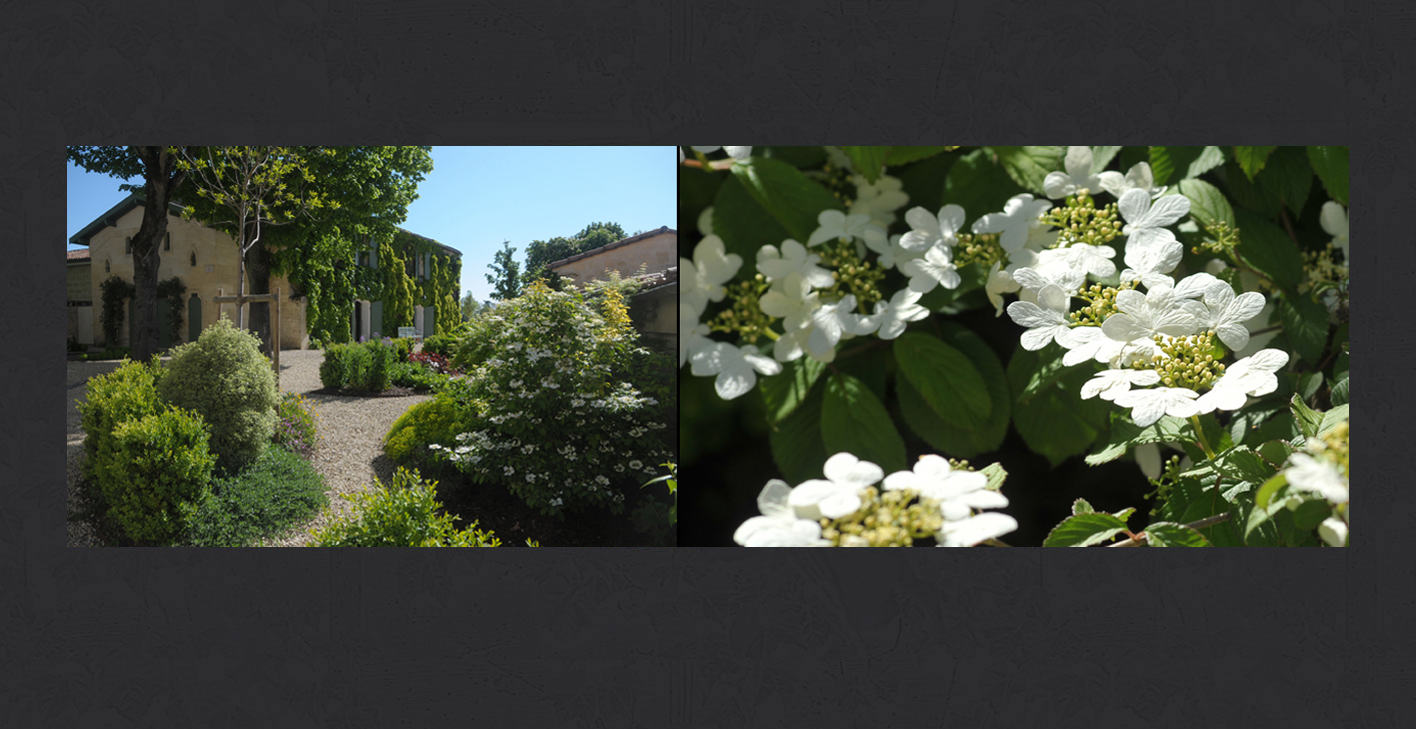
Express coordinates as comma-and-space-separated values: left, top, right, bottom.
311, 385, 421, 398
413, 460, 676, 548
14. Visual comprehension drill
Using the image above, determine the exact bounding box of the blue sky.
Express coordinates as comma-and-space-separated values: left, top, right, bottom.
67, 146, 676, 303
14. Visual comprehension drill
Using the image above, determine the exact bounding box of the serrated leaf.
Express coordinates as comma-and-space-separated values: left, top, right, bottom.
1178, 178, 1235, 228
1256, 146, 1313, 217
1214, 445, 1277, 484
821, 373, 906, 474
1289, 394, 1323, 440
1072, 498, 1095, 515
1143, 522, 1213, 547
1017, 343, 1074, 403
1290, 499, 1332, 531
1329, 375, 1349, 406
1248, 472, 1290, 536
843, 146, 892, 184
1150, 146, 1221, 186
1279, 292, 1329, 365
989, 146, 1065, 196
1318, 403, 1348, 437
1257, 439, 1297, 468
893, 332, 992, 428
1296, 371, 1324, 402
1043, 513, 1131, 547
1086, 414, 1195, 466
1306, 146, 1349, 206
886, 146, 954, 166
761, 146, 828, 169
730, 157, 845, 244
1233, 146, 1278, 180
1008, 350, 1111, 467
895, 323, 1010, 458
942, 148, 1026, 224
758, 355, 826, 424
981, 462, 1008, 492
1221, 157, 1284, 218
713, 172, 792, 266
768, 378, 828, 485
1233, 207, 1305, 293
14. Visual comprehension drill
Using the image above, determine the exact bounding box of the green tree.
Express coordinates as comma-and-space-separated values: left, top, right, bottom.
460, 291, 482, 321
519, 221, 628, 290
173, 146, 337, 334
67, 145, 199, 360
485, 240, 521, 300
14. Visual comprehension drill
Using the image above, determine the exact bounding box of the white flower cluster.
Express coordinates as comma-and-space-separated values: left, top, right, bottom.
734, 452, 1017, 548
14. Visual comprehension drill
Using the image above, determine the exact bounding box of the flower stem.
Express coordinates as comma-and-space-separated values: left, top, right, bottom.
1190, 415, 1216, 461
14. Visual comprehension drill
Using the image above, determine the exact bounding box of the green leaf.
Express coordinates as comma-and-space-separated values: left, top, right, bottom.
1017, 343, 1074, 404
821, 373, 906, 474
758, 355, 827, 424
1256, 146, 1313, 217
1221, 157, 1284, 218
768, 377, 829, 486
1072, 498, 1095, 515
1233, 146, 1278, 180
1214, 445, 1278, 484
981, 462, 1008, 492
1086, 414, 1195, 466
761, 146, 828, 169
1043, 513, 1131, 547
1253, 471, 1290, 511
1289, 394, 1323, 440
896, 152, 958, 224
894, 323, 1010, 458
1149, 146, 1222, 186
1233, 207, 1305, 293
893, 332, 992, 428
887, 146, 955, 166
1279, 292, 1329, 365
1178, 178, 1235, 228
843, 146, 892, 184
730, 157, 845, 244
713, 172, 793, 266
1329, 375, 1349, 407
1089, 146, 1122, 174
989, 146, 1065, 196
1306, 146, 1349, 206
942, 149, 1026, 224
1290, 499, 1332, 532
1257, 439, 1297, 468
1318, 403, 1348, 438
1296, 371, 1324, 402
1008, 350, 1112, 468
1143, 522, 1212, 547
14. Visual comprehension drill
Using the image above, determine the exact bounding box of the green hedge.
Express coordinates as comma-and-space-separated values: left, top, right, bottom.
106, 406, 216, 544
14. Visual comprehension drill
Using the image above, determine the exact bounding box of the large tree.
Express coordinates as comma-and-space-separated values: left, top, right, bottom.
176, 146, 433, 350
460, 291, 482, 321
67, 146, 199, 360
485, 241, 521, 301
519, 221, 628, 290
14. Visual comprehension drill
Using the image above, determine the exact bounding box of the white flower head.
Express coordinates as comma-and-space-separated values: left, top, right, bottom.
1007, 283, 1073, 351
807, 209, 883, 249
756, 239, 834, 290
1053, 241, 1117, 279
848, 174, 910, 227
1195, 348, 1288, 413
734, 480, 832, 547
985, 261, 1020, 317
900, 204, 967, 252
867, 232, 924, 273
1098, 162, 1165, 200
1100, 287, 1205, 344
1078, 367, 1162, 401
937, 512, 1019, 548
1057, 325, 1126, 367
1197, 281, 1266, 351
689, 341, 783, 400
1043, 146, 1107, 200
692, 146, 752, 161
1320, 201, 1349, 260
679, 308, 712, 368
1285, 453, 1348, 505
883, 455, 1000, 521
1112, 386, 1201, 427
1119, 188, 1191, 237
972, 194, 1053, 254
1319, 516, 1348, 547
854, 287, 929, 340
808, 295, 862, 359
758, 271, 822, 331
788, 452, 884, 521
1010, 256, 1087, 295
681, 235, 743, 314
900, 243, 961, 294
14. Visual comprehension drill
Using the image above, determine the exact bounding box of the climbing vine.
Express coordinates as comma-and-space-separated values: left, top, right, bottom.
156, 276, 186, 345
99, 275, 134, 346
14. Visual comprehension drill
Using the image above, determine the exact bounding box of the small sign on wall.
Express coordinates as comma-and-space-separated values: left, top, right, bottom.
398, 327, 417, 339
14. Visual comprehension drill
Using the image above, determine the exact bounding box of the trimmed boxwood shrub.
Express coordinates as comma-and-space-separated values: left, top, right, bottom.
319, 340, 396, 392
383, 393, 468, 471
78, 356, 165, 491
318, 344, 349, 390
157, 316, 280, 475
106, 406, 216, 545
185, 444, 328, 547
309, 468, 502, 547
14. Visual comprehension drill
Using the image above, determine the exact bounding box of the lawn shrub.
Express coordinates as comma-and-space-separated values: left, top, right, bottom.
365, 340, 392, 393
78, 356, 165, 489
343, 343, 371, 390
106, 406, 216, 544
318, 343, 350, 389
422, 332, 459, 359
388, 360, 443, 392
433, 281, 674, 517
309, 467, 502, 547
389, 336, 414, 362
383, 393, 468, 471
186, 444, 328, 547
158, 316, 280, 475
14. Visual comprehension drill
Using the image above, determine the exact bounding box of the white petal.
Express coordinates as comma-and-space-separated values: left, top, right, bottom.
938, 512, 1018, 547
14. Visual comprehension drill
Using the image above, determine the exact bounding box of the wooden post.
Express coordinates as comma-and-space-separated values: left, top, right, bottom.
212, 289, 282, 388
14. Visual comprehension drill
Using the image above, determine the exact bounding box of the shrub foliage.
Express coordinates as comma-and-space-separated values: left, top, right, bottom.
309, 468, 502, 547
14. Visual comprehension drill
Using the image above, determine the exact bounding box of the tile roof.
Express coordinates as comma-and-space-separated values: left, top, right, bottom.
67, 248, 91, 262
546, 226, 676, 270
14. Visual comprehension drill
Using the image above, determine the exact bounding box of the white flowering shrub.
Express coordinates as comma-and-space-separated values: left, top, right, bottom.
681, 145, 1348, 547
436, 281, 673, 517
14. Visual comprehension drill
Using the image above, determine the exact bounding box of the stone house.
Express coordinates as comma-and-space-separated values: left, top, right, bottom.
547, 226, 677, 353
67, 192, 459, 350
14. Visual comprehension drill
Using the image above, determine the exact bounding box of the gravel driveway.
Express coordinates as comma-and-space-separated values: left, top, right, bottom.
66, 350, 431, 547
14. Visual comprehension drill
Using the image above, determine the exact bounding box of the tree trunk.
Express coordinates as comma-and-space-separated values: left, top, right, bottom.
246, 221, 273, 358
130, 146, 186, 361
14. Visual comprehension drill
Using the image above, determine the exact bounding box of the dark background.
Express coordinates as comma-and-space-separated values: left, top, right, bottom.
4, 1, 1400, 726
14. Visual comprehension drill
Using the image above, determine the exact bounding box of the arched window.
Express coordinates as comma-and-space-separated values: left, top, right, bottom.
105, 259, 110, 273
190, 250, 197, 267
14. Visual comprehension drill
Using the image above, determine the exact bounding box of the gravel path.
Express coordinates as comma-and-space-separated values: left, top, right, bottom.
65, 350, 430, 547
